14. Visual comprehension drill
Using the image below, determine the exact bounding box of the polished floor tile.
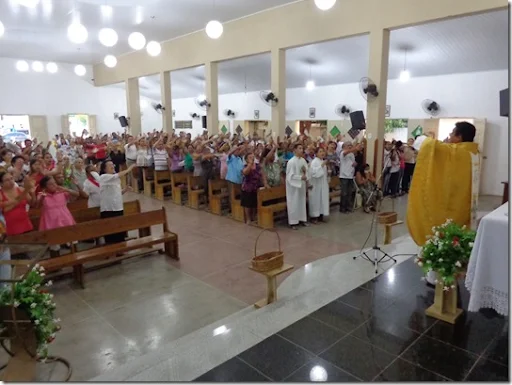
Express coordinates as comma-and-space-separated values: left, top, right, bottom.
465, 358, 509, 381
375, 358, 448, 381
278, 316, 346, 355
401, 335, 478, 381
484, 328, 509, 366
194, 357, 270, 382
283, 357, 361, 382
238, 335, 314, 380
351, 316, 421, 355
310, 301, 370, 333
319, 335, 396, 381
337, 286, 395, 316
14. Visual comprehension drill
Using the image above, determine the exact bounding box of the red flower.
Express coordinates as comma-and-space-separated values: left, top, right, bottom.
452, 237, 460, 246
439, 232, 445, 239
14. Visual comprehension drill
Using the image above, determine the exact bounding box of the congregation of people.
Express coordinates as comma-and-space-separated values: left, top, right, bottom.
0, 127, 418, 239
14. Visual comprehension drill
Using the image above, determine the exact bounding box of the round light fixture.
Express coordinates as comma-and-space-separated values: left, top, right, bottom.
17, 0, 40, 8
67, 22, 88, 44
104, 55, 117, 68
314, 0, 336, 11
74, 64, 86, 76
400, 70, 410, 82
146, 40, 161, 56
46, 62, 58, 73
306, 80, 315, 91
98, 27, 118, 47
32, 61, 44, 72
0, 21, 4, 38
16, 60, 29, 72
205, 20, 223, 39
128, 32, 146, 50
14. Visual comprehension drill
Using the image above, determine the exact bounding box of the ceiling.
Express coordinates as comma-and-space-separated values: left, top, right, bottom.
129, 10, 508, 100
0, 0, 299, 63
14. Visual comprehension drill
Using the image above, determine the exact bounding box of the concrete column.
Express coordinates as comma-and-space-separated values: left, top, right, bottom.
271, 48, 286, 137
205, 61, 219, 135
365, 28, 390, 178
160, 71, 173, 133
126, 77, 142, 136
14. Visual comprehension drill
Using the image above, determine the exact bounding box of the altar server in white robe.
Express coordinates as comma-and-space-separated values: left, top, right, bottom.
286, 144, 309, 230
308, 147, 330, 223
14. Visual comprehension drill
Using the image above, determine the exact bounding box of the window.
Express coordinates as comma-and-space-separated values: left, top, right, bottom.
0, 115, 31, 142
68, 114, 90, 137
175, 120, 193, 129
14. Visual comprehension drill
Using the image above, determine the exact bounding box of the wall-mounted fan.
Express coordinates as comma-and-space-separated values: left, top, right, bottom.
421, 99, 441, 117
259, 91, 279, 107
152, 103, 165, 114
359, 77, 379, 101
190, 113, 200, 119
224, 109, 236, 118
195, 96, 211, 110
335, 104, 351, 117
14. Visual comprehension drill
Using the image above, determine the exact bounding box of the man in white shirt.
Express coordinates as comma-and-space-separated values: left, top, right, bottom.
339, 141, 361, 213
124, 135, 138, 187
286, 144, 309, 230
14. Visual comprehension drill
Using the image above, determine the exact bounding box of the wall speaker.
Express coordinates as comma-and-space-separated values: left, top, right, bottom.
119, 116, 129, 128
349, 110, 366, 130
202, 115, 207, 129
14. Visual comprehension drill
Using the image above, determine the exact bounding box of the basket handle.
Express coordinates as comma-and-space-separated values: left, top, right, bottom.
254, 229, 282, 258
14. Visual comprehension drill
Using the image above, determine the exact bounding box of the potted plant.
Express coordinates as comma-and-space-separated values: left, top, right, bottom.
415, 219, 476, 323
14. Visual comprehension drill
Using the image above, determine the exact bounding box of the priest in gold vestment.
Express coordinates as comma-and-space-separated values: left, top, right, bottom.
407, 121, 480, 248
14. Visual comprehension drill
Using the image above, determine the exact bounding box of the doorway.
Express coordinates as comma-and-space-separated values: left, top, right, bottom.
68, 114, 90, 137
0, 115, 31, 142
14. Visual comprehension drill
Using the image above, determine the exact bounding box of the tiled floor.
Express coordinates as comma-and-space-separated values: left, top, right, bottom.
195, 258, 509, 382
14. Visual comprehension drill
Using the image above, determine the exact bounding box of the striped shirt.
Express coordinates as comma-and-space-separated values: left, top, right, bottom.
153, 148, 169, 171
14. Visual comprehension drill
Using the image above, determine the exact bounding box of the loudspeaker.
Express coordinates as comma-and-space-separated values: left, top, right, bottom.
202, 115, 207, 129
119, 116, 129, 128
349, 110, 366, 130
500, 88, 509, 117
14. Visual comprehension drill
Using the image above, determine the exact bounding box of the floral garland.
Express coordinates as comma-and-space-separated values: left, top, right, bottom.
0, 264, 60, 358
416, 219, 476, 291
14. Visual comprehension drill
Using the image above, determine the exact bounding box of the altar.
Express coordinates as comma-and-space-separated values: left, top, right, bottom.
465, 203, 509, 316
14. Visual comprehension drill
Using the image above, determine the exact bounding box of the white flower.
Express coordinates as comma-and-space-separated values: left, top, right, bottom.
418, 262, 423, 267
469, 242, 474, 248
30, 303, 36, 309
438, 258, 443, 262
38, 265, 45, 272
31, 288, 36, 294
435, 231, 440, 237
34, 319, 40, 325
34, 263, 40, 270
13, 300, 19, 308
40, 273, 45, 277
46, 280, 53, 287
53, 318, 61, 323
455, 261, 462, 268
462, 225, 466, 230
414, 257, 419, 263
426, 260, 432, 265
451, 285, 456, 289
49, 294, 54, 299
432, 227, 436, 232
443, 286, 450, 291
437, 243, 442, 250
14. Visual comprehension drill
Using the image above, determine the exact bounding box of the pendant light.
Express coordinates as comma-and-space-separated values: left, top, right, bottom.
74, 65, 86, 76
314, 0, 336, 11
400, 49, 410, 82
67, 21, 88, 44
32, 61, 44, 72
128, 32, 146, 50
146, 41, 162, 56
16, 60, 29, 72
104, 55, 117, 68
306, 64, 315, 91
99, 28, 118, 47
205, 0, 223, 39
46, 62, 58, 73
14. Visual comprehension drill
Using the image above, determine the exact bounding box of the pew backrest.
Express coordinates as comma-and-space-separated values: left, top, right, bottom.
257, 185, 286, 207
28, 198, 88, 218
209, 179, 228, 195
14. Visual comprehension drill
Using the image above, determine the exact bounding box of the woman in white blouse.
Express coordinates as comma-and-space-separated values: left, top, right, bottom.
82, 165, 101, 208
98, 160, 136, 244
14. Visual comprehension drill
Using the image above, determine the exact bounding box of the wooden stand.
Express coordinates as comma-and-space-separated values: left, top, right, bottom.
142, 168, 154, 197
425, 278, 463, 324
384, 221, 404, 245
249, 264, 294, 308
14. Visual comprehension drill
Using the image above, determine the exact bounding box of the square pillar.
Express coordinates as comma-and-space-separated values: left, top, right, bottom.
205, 61, 219, 135
271, 48, 286, 137
365, 28, 390, 178
160, 71, 173, 133
126, 77, 142, 136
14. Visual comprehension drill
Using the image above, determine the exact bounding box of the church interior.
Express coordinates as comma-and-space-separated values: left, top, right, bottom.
0, 0, 508, 382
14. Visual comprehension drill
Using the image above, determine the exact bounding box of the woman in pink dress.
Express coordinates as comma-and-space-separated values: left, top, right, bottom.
37, 176, 79, 231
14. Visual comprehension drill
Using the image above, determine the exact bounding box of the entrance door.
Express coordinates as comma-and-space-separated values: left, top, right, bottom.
29, 115, 49, 143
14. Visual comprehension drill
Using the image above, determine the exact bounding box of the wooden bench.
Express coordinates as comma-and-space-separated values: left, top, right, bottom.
187, 175, 206, 210
154, 170, 172, 200
171, 172, 190, 205
10, 208, 179, 288
29, 200, 141, 230
229, 183, 244, 222
28, 198, 88, 218
257, 185, 287, 229
209, 179, 229, 215
142, 167, 155, 197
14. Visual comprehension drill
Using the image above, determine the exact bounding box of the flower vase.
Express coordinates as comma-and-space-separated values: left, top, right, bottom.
425, 274, 463, 324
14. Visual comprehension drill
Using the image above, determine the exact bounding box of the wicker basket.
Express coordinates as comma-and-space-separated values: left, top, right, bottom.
378, 211, 398, 224
251, 229, 284, 272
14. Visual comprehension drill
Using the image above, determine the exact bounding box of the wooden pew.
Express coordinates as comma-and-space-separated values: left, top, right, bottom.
208, 179, 229, 215
142, 167, 155, 197
257, 185, 287, 229
329, 177, 341, 205
29, 200, 141, 230
154, 170, 172, 201
10, 208, 178, 288
187, 175, 206, 209
171, 172, 190, 205
229, 183, 244, 222
28, 198, 88, 219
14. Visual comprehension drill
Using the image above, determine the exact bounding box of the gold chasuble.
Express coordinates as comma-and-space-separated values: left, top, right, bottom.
407, 138, 480, 246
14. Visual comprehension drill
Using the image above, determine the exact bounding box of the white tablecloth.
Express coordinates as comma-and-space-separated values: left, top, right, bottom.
465, 203, 509, 315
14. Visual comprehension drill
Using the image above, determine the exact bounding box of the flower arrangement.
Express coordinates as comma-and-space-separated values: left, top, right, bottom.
416, 219, 476, 291
0, 264, 60, 358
